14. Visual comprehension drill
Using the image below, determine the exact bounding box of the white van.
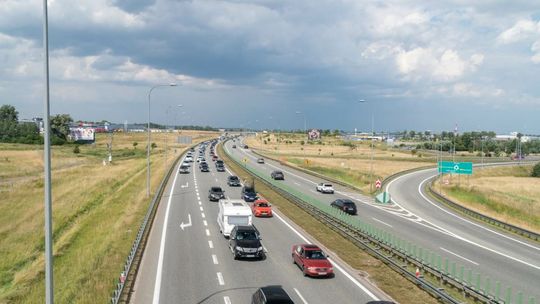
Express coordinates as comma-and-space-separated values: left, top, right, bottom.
217, 199, 252, 238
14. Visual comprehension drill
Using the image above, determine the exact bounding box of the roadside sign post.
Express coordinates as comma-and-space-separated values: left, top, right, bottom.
438, 161, 473, 175
375, 179, 381, 190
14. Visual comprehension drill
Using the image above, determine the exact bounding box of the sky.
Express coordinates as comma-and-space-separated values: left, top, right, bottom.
1, 0, 540, 134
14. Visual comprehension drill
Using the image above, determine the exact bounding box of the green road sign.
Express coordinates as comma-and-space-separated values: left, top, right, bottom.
438, 161, 473, 175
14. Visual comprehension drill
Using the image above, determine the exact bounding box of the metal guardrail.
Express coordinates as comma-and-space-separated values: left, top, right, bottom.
427, 177, 540, 242
110, 146, 194, 304
222, 141, 536, 304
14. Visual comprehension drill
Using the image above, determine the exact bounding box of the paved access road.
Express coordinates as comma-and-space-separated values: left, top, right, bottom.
228, 138, 540, 300
130, 142, 388, 304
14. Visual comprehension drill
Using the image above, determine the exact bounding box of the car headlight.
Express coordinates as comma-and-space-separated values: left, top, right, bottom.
258, 246, 263, 251
307, 267, 317, 271
235, 246, 243, 251
328, 267, 333, 271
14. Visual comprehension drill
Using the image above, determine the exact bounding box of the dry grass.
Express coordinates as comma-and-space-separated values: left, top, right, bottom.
219, 143, 439, 304
437, 165, 540, 233
245, 133, 434, 193
0, 131, 217, 303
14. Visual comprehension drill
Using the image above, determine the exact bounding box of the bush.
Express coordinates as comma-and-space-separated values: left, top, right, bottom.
73, 145, 80, 154
532, 162, 540, 177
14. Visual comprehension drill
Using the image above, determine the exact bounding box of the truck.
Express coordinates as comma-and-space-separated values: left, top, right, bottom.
217, 199, 252, 238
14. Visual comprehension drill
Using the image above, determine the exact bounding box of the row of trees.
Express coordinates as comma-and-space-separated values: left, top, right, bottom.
417, 137, 540, 156
0, 105, 73, 145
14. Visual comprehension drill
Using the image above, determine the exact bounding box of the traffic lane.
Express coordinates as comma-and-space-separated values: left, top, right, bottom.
159, 178, 225, 304
195, 165, 315, 304
131, 158, 191, 304
226, 141, 540, 298
198, 157, 380, 303
389, 168, 540, 261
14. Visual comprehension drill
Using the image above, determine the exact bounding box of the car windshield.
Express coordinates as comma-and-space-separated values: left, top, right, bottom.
324, 184, 332, 187
236, 231, 258, 240
211, 187, 222, 192
305, 250, 326, 259
229, 177, 238, 181
256, 202, 269, 207
343, 202, 355, 207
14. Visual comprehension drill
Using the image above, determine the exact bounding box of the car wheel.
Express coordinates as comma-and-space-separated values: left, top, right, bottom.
301, 264, 308, 277
292, 254, 296, 264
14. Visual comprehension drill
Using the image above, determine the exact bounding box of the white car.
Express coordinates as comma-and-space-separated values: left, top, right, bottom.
316, 183, 334, 194
185, 156, 193, 162
197, 156, 206, 163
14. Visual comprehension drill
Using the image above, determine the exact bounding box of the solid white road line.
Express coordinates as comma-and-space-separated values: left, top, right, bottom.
206, 229, 211, 236
440, 247, 479, 266
217, 272, 225, 285
372, 217, 393, 228
212, 254, 219, 265
417, 175, 540, 252
208, 240, 214, 248
152, 164, 181, 304
294, 288, 309, 304
273, 212, 379, 301
223, 296, 232, 304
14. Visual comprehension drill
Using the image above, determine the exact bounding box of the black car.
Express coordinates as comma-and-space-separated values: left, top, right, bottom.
330, 199, 357, 215
227, 176, 241, 186
216, 163, 225, 172
208, 186, 225, 201
257, 158, 265, 164
252, 285, 294, 304
241, 186, 258, 202
232, 144, 237, 148
199, 162, 209, 172
229, 225, 264, 260
270, 171, 284, 180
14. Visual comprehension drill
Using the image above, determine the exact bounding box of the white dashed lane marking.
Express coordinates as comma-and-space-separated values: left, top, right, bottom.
208, 240, 214, 248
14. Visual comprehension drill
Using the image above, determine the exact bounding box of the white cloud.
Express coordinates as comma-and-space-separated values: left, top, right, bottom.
496, 19, 538, 44
395, 48, 483, 82
452, 82, 504, 98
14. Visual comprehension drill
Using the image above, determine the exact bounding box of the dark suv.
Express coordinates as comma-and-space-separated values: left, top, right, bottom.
227, 175, 241, 186
229, 225, 264, 260
330, 199, 357, 215
252, 285, 294, 304
199, 162, 209, 172
241, 186, 258, 202
208, 187, 225, 201
270, 171, 284, 180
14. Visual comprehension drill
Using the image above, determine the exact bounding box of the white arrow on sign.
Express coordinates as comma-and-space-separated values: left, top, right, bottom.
180, 214, 192, 230
181, 182, 189, 188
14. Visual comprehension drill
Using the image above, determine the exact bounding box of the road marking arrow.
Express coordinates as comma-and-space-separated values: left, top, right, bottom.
180, 214, 192, 230
181, 182, 189, 188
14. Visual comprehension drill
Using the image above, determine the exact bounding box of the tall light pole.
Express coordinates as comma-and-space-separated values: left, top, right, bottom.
165, 104, 182, 172
147, 83, 177, 198
42, 0, 54, 303
358, 99, 375, 193
295, 111, 307, 158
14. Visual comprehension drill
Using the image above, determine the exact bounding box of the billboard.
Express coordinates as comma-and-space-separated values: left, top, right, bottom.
69, 127, 95, 143
307, 129, 321, 141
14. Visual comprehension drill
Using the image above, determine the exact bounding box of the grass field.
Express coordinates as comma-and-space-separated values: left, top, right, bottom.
0, 130, 217, 303
437, 165, 540, 233
245, 133, 434, 193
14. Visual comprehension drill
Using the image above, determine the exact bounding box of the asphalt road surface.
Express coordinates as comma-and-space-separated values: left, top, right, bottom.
130, 142, 389, 304
227, 137, 540, 300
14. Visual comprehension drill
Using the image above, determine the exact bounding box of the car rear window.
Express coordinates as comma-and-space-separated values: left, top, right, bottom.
324, 184, 332, 187
211, 187, 222, 192
343, 202, 356, 207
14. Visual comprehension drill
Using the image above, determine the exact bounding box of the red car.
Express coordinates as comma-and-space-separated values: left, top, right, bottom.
251, 199, 273, 217
292, 244, 334, 277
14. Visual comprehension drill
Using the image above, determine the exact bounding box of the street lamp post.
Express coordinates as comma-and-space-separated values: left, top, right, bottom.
42, 1, 54, 303
147, 83, 177, 198
358, 100, 375, 193
295, 111, 307, 157
165, 104, 183, 172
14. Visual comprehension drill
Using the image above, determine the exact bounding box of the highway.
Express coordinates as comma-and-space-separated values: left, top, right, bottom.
130, 141, 389, 304
227, 137, 540, 300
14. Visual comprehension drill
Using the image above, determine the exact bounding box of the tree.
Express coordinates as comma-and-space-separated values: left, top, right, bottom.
50, 114, 73, 141
0, 105, 18, 122
532, 162, 540, 177
133, 142, 138, 149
